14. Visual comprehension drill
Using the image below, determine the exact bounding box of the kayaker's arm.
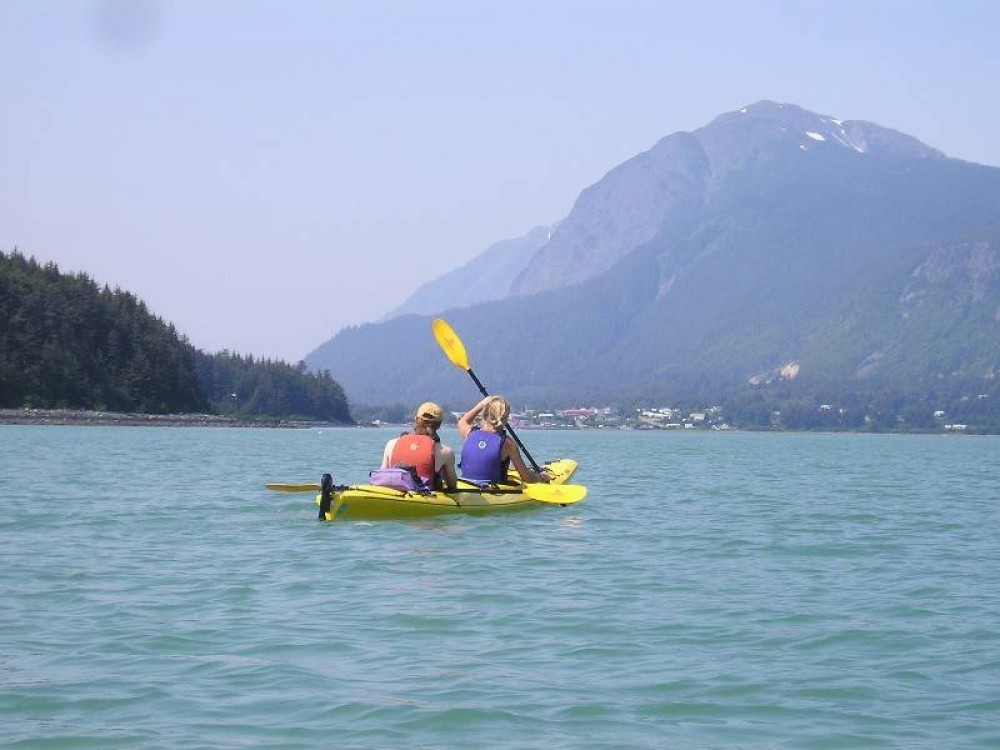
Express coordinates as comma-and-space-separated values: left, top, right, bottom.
503, 436, 549, 484
437, 444, 458, 491
458, 396, 492, 439
380, 437, 398, 469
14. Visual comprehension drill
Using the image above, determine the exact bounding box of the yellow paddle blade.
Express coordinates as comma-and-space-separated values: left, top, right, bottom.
266, 482, 322, 493
432, 318, 470, 371
523, 483, 588, 505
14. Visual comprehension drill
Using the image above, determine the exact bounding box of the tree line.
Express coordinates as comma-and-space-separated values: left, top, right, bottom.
0, 250, 352, 422
195, 351, 350, 421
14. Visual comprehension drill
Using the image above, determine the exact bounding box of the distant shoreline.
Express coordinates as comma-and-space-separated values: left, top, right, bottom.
0, 408, 339, 429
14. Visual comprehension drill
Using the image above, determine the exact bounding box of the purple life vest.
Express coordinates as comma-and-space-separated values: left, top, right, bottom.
460, 429, 508, 482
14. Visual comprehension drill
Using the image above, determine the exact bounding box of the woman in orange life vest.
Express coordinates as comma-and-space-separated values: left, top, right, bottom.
381, 402, 458, 491
457, 396, 549, 484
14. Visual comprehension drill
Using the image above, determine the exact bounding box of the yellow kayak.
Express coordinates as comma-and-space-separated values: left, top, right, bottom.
315, 458, 579, 521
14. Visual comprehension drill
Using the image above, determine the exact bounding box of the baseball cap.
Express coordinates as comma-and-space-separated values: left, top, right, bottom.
416, 402, 443, 423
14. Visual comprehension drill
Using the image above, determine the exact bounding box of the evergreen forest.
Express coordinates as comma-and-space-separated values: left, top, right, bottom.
0, 251, 351, 422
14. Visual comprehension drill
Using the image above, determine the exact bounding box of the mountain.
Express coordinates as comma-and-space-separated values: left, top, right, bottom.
306, 101, 1000, 414
383, 226, 551, 319
510, 102, 944, 296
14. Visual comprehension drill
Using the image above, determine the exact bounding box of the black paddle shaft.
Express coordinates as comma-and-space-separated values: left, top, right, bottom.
466, 367, 542, 474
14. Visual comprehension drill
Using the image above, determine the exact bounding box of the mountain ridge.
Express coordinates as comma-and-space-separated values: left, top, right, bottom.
305, 102, 1000, 417
510, 100, 949, 296
382, 225, 551, 320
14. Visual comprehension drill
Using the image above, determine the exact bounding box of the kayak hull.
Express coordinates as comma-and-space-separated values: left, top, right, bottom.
317, 459, 578, 520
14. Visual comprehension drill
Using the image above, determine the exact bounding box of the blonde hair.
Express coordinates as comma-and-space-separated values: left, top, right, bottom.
481, 396, 510, 429
413, 417, 441, 442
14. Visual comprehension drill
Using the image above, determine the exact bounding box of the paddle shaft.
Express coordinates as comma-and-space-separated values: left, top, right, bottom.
465, 366, 542, 474
271, 480, 563, 497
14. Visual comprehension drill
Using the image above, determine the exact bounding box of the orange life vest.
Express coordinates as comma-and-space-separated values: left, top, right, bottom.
389, 433, 436, 485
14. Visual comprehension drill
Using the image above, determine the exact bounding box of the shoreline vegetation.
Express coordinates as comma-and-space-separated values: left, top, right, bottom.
0, 408, 990, 435
1, 252, 352, 424
0, 408, 336, 429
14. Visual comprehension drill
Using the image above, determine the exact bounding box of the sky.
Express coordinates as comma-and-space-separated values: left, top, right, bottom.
3, 0, 1000, 362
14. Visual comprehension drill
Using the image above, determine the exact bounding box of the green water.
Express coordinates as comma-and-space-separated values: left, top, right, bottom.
2, 426, 998, 748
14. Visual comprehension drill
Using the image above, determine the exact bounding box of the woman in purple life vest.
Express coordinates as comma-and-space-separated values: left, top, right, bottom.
457, 396, 549, 484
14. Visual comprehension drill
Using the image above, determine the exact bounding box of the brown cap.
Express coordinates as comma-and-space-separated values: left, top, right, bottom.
415, 402, 443, 424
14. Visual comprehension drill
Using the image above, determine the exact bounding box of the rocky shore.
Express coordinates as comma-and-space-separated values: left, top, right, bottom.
0, 408, 333, 428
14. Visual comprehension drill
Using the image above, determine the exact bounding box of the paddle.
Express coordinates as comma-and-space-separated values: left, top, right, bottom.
266, 482, 322, 493
431, 318, 543, 474
268, 480, 583, 501
523, 483, 588, 505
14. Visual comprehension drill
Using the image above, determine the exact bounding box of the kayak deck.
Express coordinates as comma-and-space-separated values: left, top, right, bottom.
318, 458, 578, 520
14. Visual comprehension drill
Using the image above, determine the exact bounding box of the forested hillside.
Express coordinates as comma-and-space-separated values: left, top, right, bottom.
195, 351, 350, 421
0, 251, 351, 422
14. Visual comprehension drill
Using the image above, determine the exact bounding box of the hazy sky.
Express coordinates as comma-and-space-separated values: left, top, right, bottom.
4, 1, 999, 362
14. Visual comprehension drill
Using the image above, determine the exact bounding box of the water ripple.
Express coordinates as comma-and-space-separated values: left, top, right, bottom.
2, 427, 999, 748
